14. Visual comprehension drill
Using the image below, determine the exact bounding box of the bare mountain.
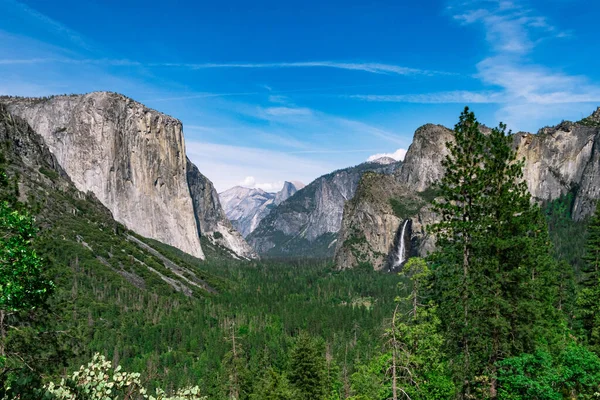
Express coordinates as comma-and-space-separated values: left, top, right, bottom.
219, 181, 304, 237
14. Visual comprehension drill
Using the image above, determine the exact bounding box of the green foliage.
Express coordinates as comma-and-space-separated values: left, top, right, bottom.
429, 107, 562, 397
388, 258, 455, 400
250, 368, 294, 400
544, 192, 588, 278
577, 201, 600, 351
0, 151, 59, 395
38, 166, 59, 181
0, 201, 54, 312
289, 332, 327, 400
389, 198, 422, 220
348, 354, 391, 400
497, 343, 600, 399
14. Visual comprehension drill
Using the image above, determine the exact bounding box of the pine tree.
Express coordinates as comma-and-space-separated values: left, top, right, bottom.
386, 258, 454, 400
223, 322, 249, 400
289, 332, 327, 400
577, 201, 600, 350
250, 368, 294, 400
430, 107, 560, 398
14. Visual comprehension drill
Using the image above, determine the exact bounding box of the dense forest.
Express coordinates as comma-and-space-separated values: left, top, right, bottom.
2, 107, 600, 399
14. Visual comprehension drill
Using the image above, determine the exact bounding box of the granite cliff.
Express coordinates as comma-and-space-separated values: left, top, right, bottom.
335, 108, 600, 270
1, 92, 255, 260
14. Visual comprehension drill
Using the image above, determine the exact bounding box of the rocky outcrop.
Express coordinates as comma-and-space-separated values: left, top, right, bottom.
247, 161, 401, 258
515, 114, 600, 220
1, 92, 255, 260
395, 124, 453, 191
187, 159, 257, 259
335, 108, 600, 270
274, 181, 304, 205
334, 173, 438, 271
219, 181, 304, 238
370, 156, 398, 165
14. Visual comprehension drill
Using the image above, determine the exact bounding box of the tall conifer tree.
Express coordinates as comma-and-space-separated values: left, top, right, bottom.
289, 332, 327, 400
577, 202, 600, 350
430, 107, 559, 398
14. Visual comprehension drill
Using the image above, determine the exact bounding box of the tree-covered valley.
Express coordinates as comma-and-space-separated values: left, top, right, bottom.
2, 98, 600, 399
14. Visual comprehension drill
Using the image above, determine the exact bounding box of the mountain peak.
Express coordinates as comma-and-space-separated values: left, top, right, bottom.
275, 181, 303, 205
370, 156, 397, 165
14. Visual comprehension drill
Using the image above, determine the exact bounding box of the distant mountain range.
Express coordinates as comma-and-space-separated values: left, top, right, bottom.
244, 158, 401, 258
219, 181, 305, 237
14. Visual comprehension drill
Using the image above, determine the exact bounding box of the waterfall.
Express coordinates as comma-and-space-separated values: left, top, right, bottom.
395, 219, 409, 267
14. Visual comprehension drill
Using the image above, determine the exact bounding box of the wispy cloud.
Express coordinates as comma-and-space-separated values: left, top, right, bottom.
450, 0, 561, 54
451, 0, 600, 127
0, 57, 449, 77
162, 61, 447, 76
264, 106, 313, 117
7, 0, 92, 51
349, 1, 600, 130
348, 90, 505, 103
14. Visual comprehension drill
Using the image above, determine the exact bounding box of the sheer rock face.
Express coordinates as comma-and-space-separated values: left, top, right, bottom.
274, 181, 304, 206
395, 124, 454, 191
515, 115, 600, 220
1, 92, 253, 260
186, 159, 257, 259
335, 108, 600, 270
247, 161, 401, 258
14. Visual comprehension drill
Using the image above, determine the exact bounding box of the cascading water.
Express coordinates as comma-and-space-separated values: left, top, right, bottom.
394, 219, 410, 268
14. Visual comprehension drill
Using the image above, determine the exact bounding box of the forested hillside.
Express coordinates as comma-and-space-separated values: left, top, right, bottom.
3, 106, 600, 399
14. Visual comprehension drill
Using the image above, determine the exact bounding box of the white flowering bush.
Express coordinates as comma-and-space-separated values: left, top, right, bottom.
46, 353, 206, 400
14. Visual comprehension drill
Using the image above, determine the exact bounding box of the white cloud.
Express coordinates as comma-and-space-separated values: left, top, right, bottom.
367, 148, 407, 162
235, 177, 286, 192
451, 0, 600, 128
240, 176, 256, 187
349, 1, 600, 131
451, 0, 559, 55
0, 57, 449, 77
154, 61, 446, 76
264, 106, 313, 117
348, 91, 505, 103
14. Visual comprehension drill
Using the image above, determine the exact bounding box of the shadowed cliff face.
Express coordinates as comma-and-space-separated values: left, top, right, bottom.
335, 108, 600, 270
186, 159, 258, 259
2, 92, 256, 260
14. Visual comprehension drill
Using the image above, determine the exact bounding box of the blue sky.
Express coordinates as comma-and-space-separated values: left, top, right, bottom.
1, 0, 599, 191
